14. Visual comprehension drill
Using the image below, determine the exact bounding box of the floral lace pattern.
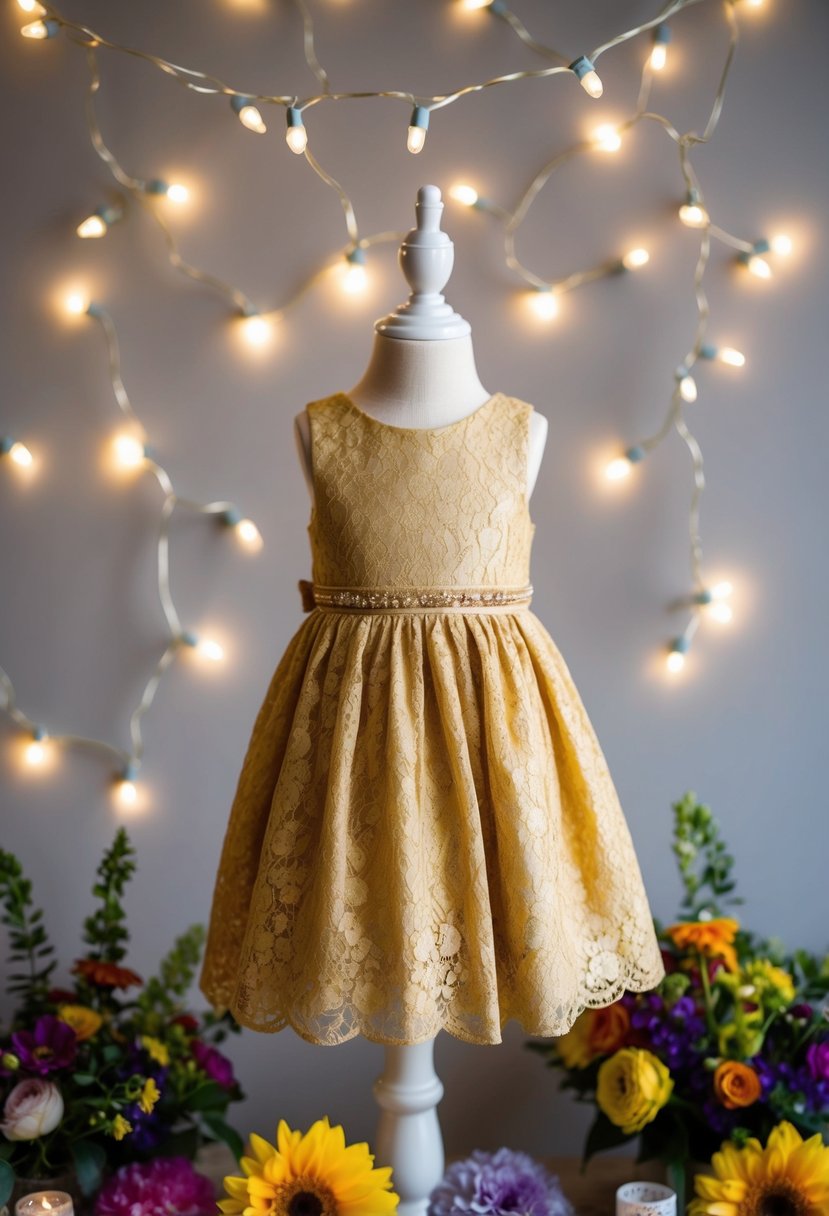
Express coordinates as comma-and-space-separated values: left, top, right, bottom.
200, 392, 664, 1045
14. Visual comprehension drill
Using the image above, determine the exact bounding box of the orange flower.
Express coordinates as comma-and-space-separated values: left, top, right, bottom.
713, 1060, 762, 1109
588, 1003, 630, 1055
665, 918, 740, 973
73, 959, 143, 989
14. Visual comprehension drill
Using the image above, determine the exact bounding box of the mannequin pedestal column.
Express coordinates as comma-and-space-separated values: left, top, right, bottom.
373, 1039, 444, 1216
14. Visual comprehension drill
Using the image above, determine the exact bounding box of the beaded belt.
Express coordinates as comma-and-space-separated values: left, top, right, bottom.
298, 580, 533, 614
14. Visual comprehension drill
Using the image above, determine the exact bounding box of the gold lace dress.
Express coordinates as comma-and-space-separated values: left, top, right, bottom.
200, 390, 664, 1046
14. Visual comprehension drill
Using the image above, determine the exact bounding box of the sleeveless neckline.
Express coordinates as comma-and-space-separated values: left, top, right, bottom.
336, 390, 505, 435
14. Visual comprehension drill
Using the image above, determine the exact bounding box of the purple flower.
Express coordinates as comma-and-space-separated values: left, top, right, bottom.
11, 1016, 77, 1075
191, 1039, 236, 1089
429, 1148, 574, 1216
806, 1040, 829, 1082
95, 1157, 215, 1216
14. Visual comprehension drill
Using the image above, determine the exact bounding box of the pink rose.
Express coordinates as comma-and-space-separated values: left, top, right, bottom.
1, 1079, 64, 1140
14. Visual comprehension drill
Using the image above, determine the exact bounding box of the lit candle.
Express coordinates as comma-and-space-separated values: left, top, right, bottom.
16, 1193, 75, 1216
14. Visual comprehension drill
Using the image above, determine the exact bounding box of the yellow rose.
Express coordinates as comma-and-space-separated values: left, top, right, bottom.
597, 1048, 674, 1134
57, 1005, 103, 1042
555, 1011, 595, 1069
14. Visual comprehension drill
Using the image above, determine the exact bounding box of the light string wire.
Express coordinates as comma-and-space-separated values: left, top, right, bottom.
0, 0, 783, 806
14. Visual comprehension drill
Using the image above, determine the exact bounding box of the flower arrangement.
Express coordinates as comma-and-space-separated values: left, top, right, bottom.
0, 829, 244, 1207
219, 1117, 399, 1215
428, 1148, 573, 1216
95, 1158, 217, 1216
530, 794, 829, 1190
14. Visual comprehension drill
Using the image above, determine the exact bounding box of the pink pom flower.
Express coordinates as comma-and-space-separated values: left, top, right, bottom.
94, 1158, 216, 1216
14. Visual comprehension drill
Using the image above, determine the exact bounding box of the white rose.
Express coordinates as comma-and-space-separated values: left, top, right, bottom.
1, 1079, 64, 1140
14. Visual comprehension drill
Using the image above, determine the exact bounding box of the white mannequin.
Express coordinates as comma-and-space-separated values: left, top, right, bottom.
291, 186, 549, 1216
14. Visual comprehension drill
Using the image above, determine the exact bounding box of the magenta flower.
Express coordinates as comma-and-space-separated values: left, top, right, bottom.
95, 1158, 216, 1216
191, 1039, 236, 1089
11, 1016, 77, 1075
807, 1040, 829, 1082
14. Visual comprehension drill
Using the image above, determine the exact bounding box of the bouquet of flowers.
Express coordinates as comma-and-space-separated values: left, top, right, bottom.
0, 829, 244, 1207
531, 794, 829, 1187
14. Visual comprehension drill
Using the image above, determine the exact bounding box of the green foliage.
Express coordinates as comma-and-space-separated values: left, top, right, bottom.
0, 849, 56, 1018
137, 925, 206, 1020
671, 792, 742, 919
81, 828, 136, 963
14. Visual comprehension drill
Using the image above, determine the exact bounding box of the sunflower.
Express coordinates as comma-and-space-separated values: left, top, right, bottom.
220, 1117, 399, 1216
690, 1122, 829, 1216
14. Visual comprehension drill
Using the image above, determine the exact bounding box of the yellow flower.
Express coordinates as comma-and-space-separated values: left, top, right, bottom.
666, 917, 740, 973
111, 1114, 132, 1141
690, 1121, 829, 1216
555, 1012, 595, 1069
139, 1077, 160, 1115
57, 1005, 103, 1042
220, 1117, 399, 1216
596, 1048, 674, 1135
744, 960, 796, 1006
140, 1036, 170, 1067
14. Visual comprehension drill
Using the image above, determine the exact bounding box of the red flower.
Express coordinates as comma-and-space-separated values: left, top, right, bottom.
73, 959, 143, 989
171, 1015, 199, 1034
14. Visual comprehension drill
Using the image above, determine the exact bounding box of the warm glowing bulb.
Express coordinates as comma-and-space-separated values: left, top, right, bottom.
450, 184, 479, 207
770, 234, 792, 256
116, 780, 138, 808
18, 0, 46, 11
747, 254, 772, 279
650, 42, 667, 71
528, 290, 558, 321
165, 183, 189, 204
581, 71, 603, 98
667, 650, 686, 674
24, 738, 48, 766
77, 215, 107, 239
745, 0, 763, 7
342, 263, 368, 295
679, 203, 708, 228
407, 124, 427, 154
286, 124, 308, 154
236, 518, 263, 551
241, 313, 272, 346
240, 104, 267, 134
679, 375, 698, 403
8, 441, 34, 467
605, 457, 632, 481
21, 18, 52, 38
113, 433, 146, 469
593, 124, 622, 153
65, 292, 89, 316
196, 637, 225, 662
461, 0, 492, 8
622, 247, 649, 270
711, 580, 733, 599
707, 601, 733, 624
719, 347, 745, 367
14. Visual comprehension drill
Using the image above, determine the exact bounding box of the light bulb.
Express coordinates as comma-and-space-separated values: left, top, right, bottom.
605, 457, 632, 481
711, 580, 733, 599
342, 250, 368, 295
528, 289, 559, 321
450, 184, 479, 207
241, 105, 267, 134
569, 56, 603, 98
593, 124, 622, 153
77, 215, 107, 239
666, 650, 686, 674
240, 312, 272, 347
770, 233, 792, 256
113, 433, 146, 469
236, 518, 263, 551
622, 247, 649, 270
65, 292, 90, 316
719, 347, 745, 367
18, 0, 46, 11
679, 202, 708, 228
407, 107, 430, 155
747, 254, 772, 279
21, 18, 57, 38
2, 438, 34, 467
116, 779, 138, 808
461, 0, 492, 9
707, 601, 733, 624
165, 183, 189, 204
24, 731, 50, 767
650, 23, 670, 71
286, 107, 307, 153
678, 374, 697, 403
196, 637, 225, 662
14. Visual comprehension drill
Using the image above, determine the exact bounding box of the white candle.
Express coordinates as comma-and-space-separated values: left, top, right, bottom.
15, 1192, 74, 1216
617, 1182, 677, 1216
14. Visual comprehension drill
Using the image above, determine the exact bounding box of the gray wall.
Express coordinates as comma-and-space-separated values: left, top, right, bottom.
1, 0, 827, 1161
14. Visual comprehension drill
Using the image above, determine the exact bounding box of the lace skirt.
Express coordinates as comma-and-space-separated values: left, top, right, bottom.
200, 605, 664, 1046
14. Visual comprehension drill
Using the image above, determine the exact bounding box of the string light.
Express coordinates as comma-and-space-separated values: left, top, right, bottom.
238, 308, 273, 347
18, 0, 47, 12
593, 124, 622, 153
569, 55, 603, 99
666, 636, 690, 674
76, 202, 123, 239
527, 287, 559, 321
64, 291, 91, 316
449, 184, 479, 207
231, 95, 267, 134
112, 432, 148, 470
1, 437, 34, 468
770, 233, 793, 256
700, 343, 746, 368
342, 247, 368, 295
621, 248, 650, 270
650, 23, 671, 71
679, 189, 709, 228
407, 107, 430, 155
285, 106, 308, 153
221, 507, 264, 552
676, 367, 698, 403
182, 631, 225, 663
23, 728, 50, 768
20, 18, 59, 39
460, 0, 494, 9
739, 238, 779, 279
605, 446, 646, 482
114, 764, 139, 809
144, 178, 189, 204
